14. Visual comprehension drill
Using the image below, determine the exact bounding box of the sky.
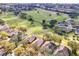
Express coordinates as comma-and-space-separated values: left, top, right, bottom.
0, 0, 79, 3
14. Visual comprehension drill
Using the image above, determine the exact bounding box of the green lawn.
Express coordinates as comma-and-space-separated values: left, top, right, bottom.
1, 8, 69, 28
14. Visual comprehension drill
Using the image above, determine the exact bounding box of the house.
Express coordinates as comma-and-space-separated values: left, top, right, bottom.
42, 41, 57, 51
65, 19, 79, 35
32, 38, 44, 47
74, 26, 79, 35
0, 24, 9, 31
58, 22, 65, 27
53, 45, 71, 56
57, 21, 73, 33
0, 46, 6, 56
66, 19, 79, 28
27, 36, 37, 43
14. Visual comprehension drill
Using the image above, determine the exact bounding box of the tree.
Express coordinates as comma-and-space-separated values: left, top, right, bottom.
52, 34, 62, 44
13, 46, 26, 56
0, 31, 9, 39
68, 41, 78, 55
37, 11, 39, 14
28, 16, 34, 24
54, 26, 66, 35
0, 40, 16, 54
39, 47, 53, 56
9, 33, 22, 47
56, 12, 60, 16
14, 11, 20, 16
19, 12, 27, 19
49, 20, 57, 28
42, 20, 46, 25
49, 14, 52, 16
42, 20, 48, 29
42, 32, 54, 41
76, 46, 79, 56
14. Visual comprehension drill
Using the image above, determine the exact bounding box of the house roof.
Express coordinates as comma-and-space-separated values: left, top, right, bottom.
53, 45, 70, 56
27, 36, 37, 43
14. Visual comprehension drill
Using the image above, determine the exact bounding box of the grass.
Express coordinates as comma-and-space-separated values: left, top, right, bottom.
1, 8, 69, 29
